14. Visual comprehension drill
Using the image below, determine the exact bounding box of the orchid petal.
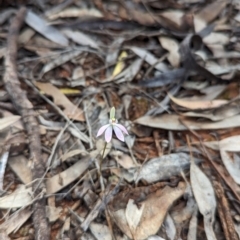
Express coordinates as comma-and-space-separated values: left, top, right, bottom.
113, 126, 125, 142
105, 125, 113, 142
114, 123, 129, 135
96, 124, 110, 137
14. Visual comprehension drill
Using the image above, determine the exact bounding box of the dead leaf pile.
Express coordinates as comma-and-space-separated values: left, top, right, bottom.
1, 0, 240, 239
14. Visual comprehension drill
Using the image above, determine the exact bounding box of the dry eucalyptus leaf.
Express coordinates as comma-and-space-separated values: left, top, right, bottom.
109, 182, 186, 240
8, 155, 32, 184
220, 144, 240, 185
182, 100, 240, 121
0, 48, 6, 59
111, 150, 137, 169
164, 214, 176, 240
46, 156, 91, 194
204, 32, 229, 45
89, 222, 112, 240
0, 208, 32, 234
0, 231, 10, 240
0, 8, 16, 25
148, 236, 166, 240
159, 36, 180, 68
190, 162, 217, 240
40, 50, 83, 75
172, 195, 197, 224
104, 58, 142, 83
62, 29, 99, 49
61, 217, 70, 235
26, 35, 63, 54
203, 141, 220, 150
204, 217, 217, 240
0, 150, 9, 191
106, 37, 124, 65
47, 7, 103, 20
18, 27, 35, 44
111, 168, 135, 182
206, 63, 240, 75
116, 58, 143, 83
46, 206, 62, 223
68, 127, 90, 143
190, 163, 216, 216
0, 116, 21, 132
195, 0, 228, 25
35, 82, 85, 121
194, 0, 228, 32
205, 136, 240, 185
72, 66, 84, 80
125, 199, 145, 233
112, 51, 127, 77
135, 114, 240, 130
219, 135, 240, 151
125, 8, 156, 26
61, 149, 88, 162
169, 94, 228, 110
136, 153, 193, 183
187, 207, 198, 240
25, 10, 68, 46
0, 185, 32, 209
130, 47, 168, 72
160, 10, 184, 29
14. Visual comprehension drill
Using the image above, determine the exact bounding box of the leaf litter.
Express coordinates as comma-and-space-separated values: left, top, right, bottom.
1, 0, 240, 239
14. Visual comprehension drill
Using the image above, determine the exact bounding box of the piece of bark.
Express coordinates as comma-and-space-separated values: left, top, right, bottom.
3, 7, 49, 240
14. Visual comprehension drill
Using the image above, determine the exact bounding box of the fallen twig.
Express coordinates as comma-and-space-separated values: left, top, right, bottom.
3, 7, 49, 240
213, 180, 238, 240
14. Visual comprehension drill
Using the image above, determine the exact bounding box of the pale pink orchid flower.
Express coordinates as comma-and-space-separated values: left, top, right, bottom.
97, 107, 128, 143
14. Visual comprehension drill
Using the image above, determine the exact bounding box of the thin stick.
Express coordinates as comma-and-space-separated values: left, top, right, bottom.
3, 7, 49, 240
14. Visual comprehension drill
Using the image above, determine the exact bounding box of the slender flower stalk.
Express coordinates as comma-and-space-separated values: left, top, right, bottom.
96, 107, 129, 191
100, 141, 107, 171
98, 141, 107, 191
